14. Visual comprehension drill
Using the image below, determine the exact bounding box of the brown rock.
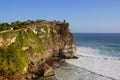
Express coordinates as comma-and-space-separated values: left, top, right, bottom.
44, 63, 55, 77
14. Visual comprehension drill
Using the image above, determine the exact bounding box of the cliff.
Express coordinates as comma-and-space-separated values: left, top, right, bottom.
0, 20, 76, 80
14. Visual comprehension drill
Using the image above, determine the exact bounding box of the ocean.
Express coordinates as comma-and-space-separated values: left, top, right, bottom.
73, 33, 120, 58
66, 33, 120, 80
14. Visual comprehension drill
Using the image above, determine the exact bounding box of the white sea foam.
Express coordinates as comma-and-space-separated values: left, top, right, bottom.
66, 47, 120, 80
76, 47, 119, 59
75, 47, 103, 57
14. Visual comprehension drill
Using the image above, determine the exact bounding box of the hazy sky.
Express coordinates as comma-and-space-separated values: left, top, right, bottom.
0, 0, 120, 33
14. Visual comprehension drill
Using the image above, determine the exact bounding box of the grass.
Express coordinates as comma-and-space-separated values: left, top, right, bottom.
0, 31, 16, 40
0, 29, 45, 75
0, 44, 28, 75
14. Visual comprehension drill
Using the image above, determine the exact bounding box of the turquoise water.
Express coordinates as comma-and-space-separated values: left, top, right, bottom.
73, 33, 120, 58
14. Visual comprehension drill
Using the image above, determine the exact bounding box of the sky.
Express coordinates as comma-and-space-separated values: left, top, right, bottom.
0, 0, 120, 33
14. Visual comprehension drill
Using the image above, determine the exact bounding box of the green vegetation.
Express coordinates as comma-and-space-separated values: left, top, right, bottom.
0, 19, 71, 79
0, 30, 15, 40
0, 23, 11, 31
0, 29, 45, 75
0, 20, 68, 31
0, 20, 46, 30
0, 44, 28, 75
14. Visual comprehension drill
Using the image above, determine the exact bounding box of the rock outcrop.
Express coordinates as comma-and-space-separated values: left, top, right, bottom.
0, 20, 76, 80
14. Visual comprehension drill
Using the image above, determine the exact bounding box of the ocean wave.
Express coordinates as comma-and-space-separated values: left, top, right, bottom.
76, 46, 120, 60
76, 47, 105, 57
66, 54, 120, 80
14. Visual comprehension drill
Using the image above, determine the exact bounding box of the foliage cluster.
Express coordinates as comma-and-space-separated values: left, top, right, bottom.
0, 20, 46, 31
0, 23, 11, 31
0, 29, 44, 75
0, 20, 68, 31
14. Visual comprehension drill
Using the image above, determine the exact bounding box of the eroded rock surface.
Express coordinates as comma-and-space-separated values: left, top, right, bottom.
0, 20, 76, 80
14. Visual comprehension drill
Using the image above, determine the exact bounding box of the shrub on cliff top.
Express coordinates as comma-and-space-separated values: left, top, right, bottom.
0, 23, 11, 31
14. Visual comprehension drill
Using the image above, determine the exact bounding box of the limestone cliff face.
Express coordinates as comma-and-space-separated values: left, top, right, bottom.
0, 20, 76, 79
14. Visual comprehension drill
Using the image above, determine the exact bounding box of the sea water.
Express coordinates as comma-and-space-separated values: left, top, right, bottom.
74, 33, 120, 58
66, 33, 120, 80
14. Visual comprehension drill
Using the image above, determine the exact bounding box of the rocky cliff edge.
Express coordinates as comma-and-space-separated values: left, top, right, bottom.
0, 20, 76, 80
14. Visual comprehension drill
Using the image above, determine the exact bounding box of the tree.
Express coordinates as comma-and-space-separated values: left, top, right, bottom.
0, 23, 9, 31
